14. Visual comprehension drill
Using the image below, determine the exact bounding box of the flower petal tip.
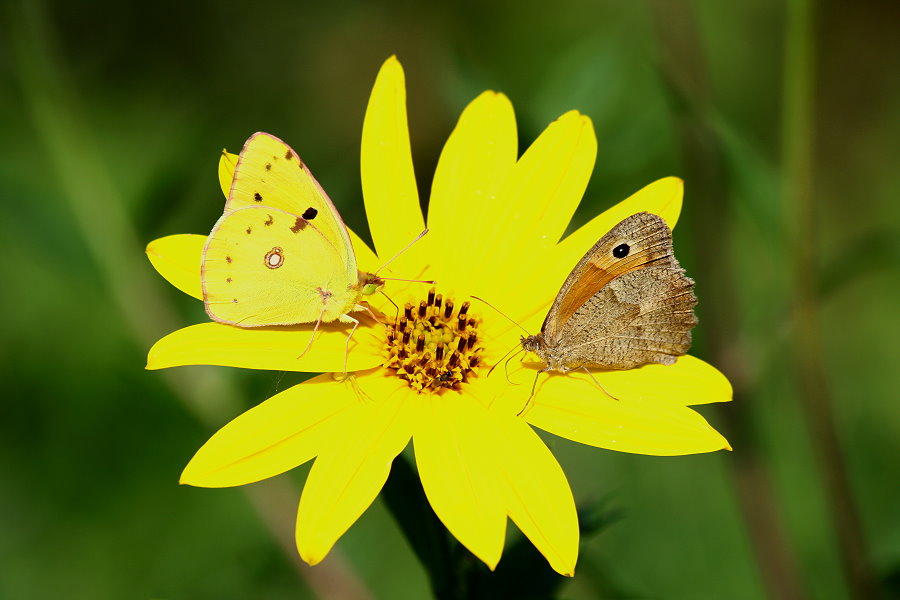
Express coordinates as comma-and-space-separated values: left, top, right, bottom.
557, 109, 590, 124
380, 55, 404, 74
298, 546, 326, 567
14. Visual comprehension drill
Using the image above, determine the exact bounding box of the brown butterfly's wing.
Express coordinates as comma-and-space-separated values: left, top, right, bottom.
558, 266, 697, 369
542, 212, 697, 369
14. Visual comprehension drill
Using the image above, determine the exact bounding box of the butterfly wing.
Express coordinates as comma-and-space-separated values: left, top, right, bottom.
225, 132, 357, 284
543, 212, 697, 368
557, 266, 697, 369
202, 206, 356, 326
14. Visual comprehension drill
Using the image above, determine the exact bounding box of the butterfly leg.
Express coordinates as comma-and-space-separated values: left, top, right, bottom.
339, 314, 360, 375
353, 302, 384, 326
579, 366, 620, 401
297, 307, 327, 360
517, 367, 549, 417
379, 291, 401, 324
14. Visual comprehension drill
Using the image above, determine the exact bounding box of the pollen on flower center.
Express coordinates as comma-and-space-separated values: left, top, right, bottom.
383, 287, 483, 393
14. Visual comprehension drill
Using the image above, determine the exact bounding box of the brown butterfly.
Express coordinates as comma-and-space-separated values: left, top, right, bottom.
520, 212, 697, 397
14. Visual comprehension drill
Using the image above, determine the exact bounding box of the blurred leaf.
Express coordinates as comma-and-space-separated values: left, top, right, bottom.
818, 229, 900, 299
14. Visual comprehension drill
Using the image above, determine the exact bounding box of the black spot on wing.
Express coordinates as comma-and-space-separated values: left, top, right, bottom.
265, 163, 272, 171
264, 214, 274, 226
254, 192, 263, 202
302, 207, 318, 220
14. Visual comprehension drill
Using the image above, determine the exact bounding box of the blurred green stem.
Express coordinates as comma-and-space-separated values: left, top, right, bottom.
781, 0, 876, 597
7, 2, 372, 599
648, 2, 807, 598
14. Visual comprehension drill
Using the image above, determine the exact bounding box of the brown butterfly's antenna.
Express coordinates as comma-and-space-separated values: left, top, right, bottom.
471, 295, 531, 336
486, 343, 523, 378
501, 348, 526, 385
375, 229, 430, 275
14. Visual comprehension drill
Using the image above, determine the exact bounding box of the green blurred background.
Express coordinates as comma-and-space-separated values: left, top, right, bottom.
2, 0, 898, 598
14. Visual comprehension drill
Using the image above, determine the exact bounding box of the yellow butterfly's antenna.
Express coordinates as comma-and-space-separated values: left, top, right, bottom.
374, 229, 432, 279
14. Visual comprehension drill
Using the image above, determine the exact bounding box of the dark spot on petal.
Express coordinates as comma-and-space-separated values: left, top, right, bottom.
254, 192, 263, 202
302, 207, 318, 220
290, 217, 307, 233
613, 243, 630, 258
264, 214, 274, 226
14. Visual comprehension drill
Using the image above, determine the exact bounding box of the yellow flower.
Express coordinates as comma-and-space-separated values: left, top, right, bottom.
146, 57, 731, 576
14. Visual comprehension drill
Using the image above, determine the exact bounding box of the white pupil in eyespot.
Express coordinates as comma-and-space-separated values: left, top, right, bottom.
265, 247, 284, 269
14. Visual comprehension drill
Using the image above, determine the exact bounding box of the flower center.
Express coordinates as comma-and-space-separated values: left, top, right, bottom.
383, 287, 483, 393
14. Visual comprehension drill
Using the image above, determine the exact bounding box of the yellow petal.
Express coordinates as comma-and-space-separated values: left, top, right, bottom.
360, 57, 425, 274
474, 111, 597, 307
553, 176, 684, 272
413, 393, 508, 570
218, 150, 239, 199
146, 234, 205, 300
426, 91, 517, 290
598, 355, 732, 406
346, 227, 381, 274
180, 373, 358, 487
520, 371, 732, 455
147, 322, 384, 372
297, 372, 417, 564
487, 409, 579, 576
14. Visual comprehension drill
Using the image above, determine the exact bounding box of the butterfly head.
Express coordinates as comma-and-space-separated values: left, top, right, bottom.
520, 334, 544, 354
358, 272, 385, 296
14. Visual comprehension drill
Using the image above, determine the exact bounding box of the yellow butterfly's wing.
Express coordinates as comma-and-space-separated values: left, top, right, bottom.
202, 206, 359, 326
225, 132, 357, 284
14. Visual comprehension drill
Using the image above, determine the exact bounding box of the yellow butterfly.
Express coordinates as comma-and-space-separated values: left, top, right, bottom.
202, 132, 384, 359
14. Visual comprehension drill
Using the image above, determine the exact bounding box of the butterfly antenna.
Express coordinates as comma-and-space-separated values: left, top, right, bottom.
379, 276, 436, 284
375, 228, 430, 275
471, 295, 531, 336
487, 343, 523, 378
502, 348, 525, 385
